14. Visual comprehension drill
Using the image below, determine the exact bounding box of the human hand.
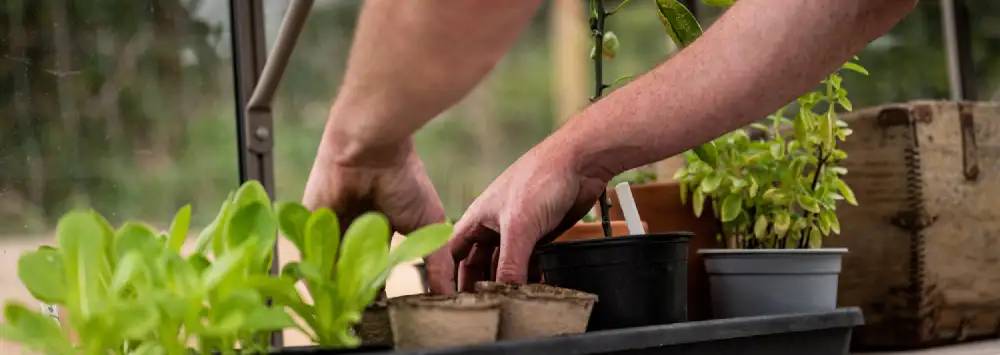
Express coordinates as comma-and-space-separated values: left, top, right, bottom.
442, 140, 609, 291
303, 137, 454, 294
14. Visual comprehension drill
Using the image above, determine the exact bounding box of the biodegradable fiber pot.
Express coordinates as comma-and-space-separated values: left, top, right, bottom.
387, 293, 500, 350
475, 282, 598, 340
536, 233, 690, 330
700, 248, 847, 318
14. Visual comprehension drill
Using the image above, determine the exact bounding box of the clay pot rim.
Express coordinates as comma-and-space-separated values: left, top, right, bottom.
475, 282, 598, 303
389, 293, 500, 310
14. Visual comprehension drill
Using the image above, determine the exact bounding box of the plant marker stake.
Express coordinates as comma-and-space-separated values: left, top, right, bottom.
614, 182, 646, 235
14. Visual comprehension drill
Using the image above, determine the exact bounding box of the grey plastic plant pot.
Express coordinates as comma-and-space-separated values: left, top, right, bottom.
699, 248, 847, 318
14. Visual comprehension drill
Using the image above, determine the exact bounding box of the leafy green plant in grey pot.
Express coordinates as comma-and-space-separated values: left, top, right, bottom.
676, 61, 868, 318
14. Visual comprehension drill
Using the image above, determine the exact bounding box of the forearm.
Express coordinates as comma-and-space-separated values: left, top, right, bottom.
549, 0, 915, 180
323, 0, 542, 164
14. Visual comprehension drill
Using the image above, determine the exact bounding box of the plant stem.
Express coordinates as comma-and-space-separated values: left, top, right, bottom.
800, 146, 829, 248
591, 0, 613, 238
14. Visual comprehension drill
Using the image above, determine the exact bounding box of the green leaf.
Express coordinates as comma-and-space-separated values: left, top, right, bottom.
276, 202, 311, 253
655, 0, 703, 48
692, 188, 705, 217
701, 173, 723, 193
110, 252, 146, 293
808, 227, 823, 248
113, 302, 159, 339
389, 224, 452, 266
817, 212, 831, 235
748, 176, 759, 198
834, 178, 858, 205
838, 96, 853, 111
304, 208, 340, 278
336, 213, 391, 305
797, 195, 821, 213
194, 192, 234, 255
769, 142, 783, 159
826, 210, 841, 234
701, 0, 734, 7
1, 303, 73, 355
753, 215, 768, 239
244, 306, 296, 332
201, 244, 250, 290
679, 181, 688, 205
773, 211, 791, 236
58, 211, 112, 320
115, 222, 162, 262
224, 202, 277, 269
233, 180, 271, 209
366, 223, 453, 298
692, 142, 718, 165
18, 248, 66, 304
842, 61, 869, 76
720, 194, 742, 222
167, 204, 192, 252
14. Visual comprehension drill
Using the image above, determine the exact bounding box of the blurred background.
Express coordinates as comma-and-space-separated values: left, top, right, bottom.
1, 0, 999, 339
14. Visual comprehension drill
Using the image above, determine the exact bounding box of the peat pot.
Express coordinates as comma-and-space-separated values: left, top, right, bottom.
536, 233, 690, 330
700, 248, 847, 318
387, 293, 500, 350
475, 282, 597, 340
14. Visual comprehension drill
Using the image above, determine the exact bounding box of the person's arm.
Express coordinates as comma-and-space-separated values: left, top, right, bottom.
304, 0, 542, 294
447, 0, 917, 289
321, 0, 543, 164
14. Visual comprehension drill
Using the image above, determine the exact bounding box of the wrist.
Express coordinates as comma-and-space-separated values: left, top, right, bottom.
319, 108, 413, 168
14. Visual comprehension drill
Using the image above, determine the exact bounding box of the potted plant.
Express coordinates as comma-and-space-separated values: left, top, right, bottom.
676, 61, 867, 318
537, 0, 705, 330
0, 181, 453, 354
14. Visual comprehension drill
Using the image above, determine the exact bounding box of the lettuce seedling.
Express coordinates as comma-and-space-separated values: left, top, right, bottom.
2, 179, 452, 353
267, 202, 452, 347
1, 181, 294, 355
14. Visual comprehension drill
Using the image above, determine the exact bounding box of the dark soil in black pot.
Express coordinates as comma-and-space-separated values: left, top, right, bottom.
536, 233, 690, 330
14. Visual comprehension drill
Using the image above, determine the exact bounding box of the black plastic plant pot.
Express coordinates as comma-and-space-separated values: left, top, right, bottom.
534, 233, 691, 330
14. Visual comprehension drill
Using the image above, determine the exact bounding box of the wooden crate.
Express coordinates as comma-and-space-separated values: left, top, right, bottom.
831, 101, 1000, 348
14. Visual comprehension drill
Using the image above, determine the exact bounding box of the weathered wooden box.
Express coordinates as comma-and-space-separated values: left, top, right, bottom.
831, 101, 1000, 348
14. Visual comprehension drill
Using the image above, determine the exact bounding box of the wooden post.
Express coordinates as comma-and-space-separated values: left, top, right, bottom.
549, 0, 589, 125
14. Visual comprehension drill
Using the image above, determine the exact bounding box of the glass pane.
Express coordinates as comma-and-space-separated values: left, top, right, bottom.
0, 0, 238, 341
846, 1, 950, 107
968, 2, 1000, 100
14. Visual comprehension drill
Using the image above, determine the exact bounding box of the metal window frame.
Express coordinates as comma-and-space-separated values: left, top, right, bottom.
229, 0, 314, 348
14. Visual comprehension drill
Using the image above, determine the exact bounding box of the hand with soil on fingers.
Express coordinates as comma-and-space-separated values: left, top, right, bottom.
448, 140, 610, 291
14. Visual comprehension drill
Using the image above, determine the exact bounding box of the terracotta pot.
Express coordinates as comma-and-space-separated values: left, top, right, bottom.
554, 220, 647, 242
387, 293, 500, 350
475, 282, 597, 340
606, 181, 721, 321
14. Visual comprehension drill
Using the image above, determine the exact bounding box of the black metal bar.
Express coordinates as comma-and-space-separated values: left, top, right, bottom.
941, 0, 976, 101
228, 0, 281, 347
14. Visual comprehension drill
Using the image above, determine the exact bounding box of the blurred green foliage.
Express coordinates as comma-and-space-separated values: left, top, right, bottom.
0, 0, 995, 234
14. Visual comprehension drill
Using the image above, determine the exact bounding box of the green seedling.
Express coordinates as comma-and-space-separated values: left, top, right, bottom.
269, 202, 451, 347
2, 180, 453, 353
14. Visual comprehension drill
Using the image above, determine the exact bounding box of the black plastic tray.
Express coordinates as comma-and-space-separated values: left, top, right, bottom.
275, 308, 863, 355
